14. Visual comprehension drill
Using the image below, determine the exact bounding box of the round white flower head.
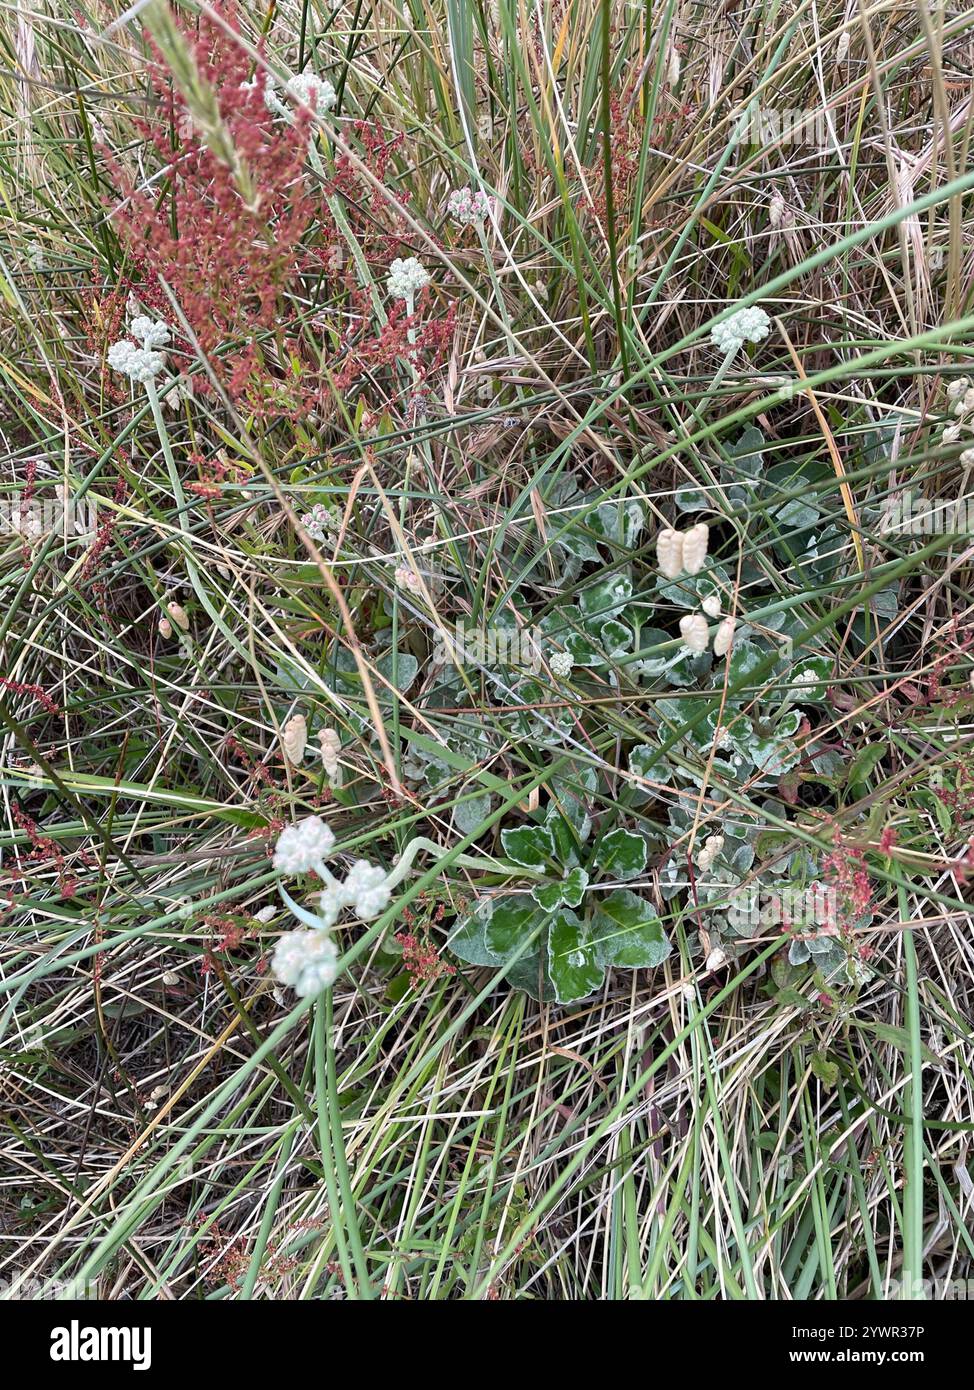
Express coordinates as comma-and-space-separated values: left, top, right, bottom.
447, 187, 490, 226
701, 593, 721, 618
387, 256, 431, 301
656, 528, 684, 579
550, 650, 574, 678
272, 929, 339, 997
288, 72, 337, 115
946, 376, 970, 401
301, 502, 341, 541
679, 613, 709, 654
107, 339, 166, 384
315, 883, 346, 930
272, 815, 336, 874
266, 72, 336, 119
394, 563, 423, 594
710, 305, 771, 356
342, 859, 391, 920
130, 316, 171, 351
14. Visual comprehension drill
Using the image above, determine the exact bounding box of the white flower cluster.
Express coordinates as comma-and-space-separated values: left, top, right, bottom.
943, 377, 974, 465
394, 563, 423, 593
130, 316, 171, 351
447, 187, 490, 226
387, 256, 430, 301
710, 305, 771, 356
270, 816, 396, 998
549, 650, 574, 678
266, 72, 336, 120
342, 860, 391, 920
107, 316, 171, 384
272, 930, 339, 997
273, 815, 337, 873
301, 501, 341, 540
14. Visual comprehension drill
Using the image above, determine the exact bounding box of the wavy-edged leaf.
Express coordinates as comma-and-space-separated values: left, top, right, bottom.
591, 889, 670, 969
547, 909, 604, 1002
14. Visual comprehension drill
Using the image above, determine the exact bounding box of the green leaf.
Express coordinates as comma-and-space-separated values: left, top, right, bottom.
594, 828, 646, 881
579, 574, 633, 627
726, 640, 764, 688
847, 743, 885, 788
546, 909, 604, 1003
375, 650, 418, 692
453, 788, 492, 837
531, 865, 589, 911
447, 905, 499, 966
532, 880, 564, 911
501, 824, 555, 870
600, 619, 632, 657
484, 895, 546, 958
675, 486, 709, 512
809, 1051, 839, 1088
591, 889, 670, 969
560, 865, 589, 907
775, 987, 812, 1010
853, 1020, 940, 1067
505, 949, 552, 999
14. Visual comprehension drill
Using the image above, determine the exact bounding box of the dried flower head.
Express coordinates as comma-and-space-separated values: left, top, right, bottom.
656, 527, 684, 579
318, 728, 342, 782
682, 522, 709, 575
713, 616, 736, 658
394, 563, 423, 593
282, 714, 308, 764
679, 613, 709, 653
166, 601, 190, 632
697, 833, 724, 872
